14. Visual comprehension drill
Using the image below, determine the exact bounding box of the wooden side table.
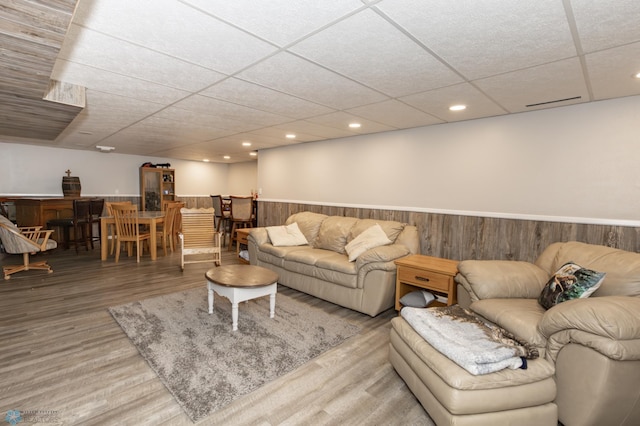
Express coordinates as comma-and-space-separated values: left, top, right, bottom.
394, 254, 459, 310
236, 228, 251, 264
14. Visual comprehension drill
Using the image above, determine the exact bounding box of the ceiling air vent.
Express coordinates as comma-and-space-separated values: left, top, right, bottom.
526, 96, 582, 108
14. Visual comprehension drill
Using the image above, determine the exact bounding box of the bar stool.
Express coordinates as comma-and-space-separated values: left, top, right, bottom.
47, 199, 91, 253
228, 196, 254, 251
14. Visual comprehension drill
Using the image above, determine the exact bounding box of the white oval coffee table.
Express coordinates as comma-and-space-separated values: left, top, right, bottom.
205, 265, 279, 331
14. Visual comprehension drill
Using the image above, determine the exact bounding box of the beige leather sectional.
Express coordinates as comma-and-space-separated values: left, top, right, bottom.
390, 241, 640, 425
247, 211, 419, 316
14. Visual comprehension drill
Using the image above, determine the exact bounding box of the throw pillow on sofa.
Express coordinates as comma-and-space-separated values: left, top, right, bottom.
345, 224, 392, 262
266, 222, 309, 247
538, 262, 606, 309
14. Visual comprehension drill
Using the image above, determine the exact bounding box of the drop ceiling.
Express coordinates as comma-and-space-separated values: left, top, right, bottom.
2, 0, 639, 163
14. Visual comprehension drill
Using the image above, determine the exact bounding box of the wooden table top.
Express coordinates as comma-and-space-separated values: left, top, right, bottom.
205, 265, 278, 288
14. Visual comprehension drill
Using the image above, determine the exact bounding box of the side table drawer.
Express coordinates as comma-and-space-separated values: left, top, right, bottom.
397, 266, 450, 293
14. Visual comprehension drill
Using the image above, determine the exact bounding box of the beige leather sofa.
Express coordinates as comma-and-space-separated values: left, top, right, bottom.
390, 241, 640, 425
247, 211, 419, 316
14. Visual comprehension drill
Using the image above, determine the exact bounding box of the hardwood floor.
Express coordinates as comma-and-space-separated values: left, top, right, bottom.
0, 243, 433, 425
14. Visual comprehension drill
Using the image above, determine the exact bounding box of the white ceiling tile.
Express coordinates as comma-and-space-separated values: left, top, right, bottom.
474, 58, 589, 113
290, 9, 463, 97
269, 121, 354, 139
571, 0, 640, 53
72, 0, 277, 74
236, 52, 389, 109
400, 83, 507, 122
246, 128, 319, 143
51, 60, 190, 104
58, 25, 226, 92
346, 100, 443, 129
182, 0, 363, 46
585, 42, 640, 100
305, 112, 397, 134
377, 0, 576, 79
211, 133, 286, 149
153, 107, 253, 134
172, 95, 294, 128
200, 78, 336, 119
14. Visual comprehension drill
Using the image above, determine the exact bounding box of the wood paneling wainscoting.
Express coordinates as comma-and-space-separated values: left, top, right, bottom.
257, 201, 640, 262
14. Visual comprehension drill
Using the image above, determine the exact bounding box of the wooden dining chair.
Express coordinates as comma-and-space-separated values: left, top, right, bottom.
111, 203, 150, 263
158, 201, 183, 255
105, 201, 132, 255
228, 196, 254, 251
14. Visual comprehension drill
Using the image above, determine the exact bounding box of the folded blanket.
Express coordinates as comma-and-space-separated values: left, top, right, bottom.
402, 305, 538, 375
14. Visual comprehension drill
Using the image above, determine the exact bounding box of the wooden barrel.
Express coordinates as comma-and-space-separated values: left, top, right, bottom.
62, 176, 81, 198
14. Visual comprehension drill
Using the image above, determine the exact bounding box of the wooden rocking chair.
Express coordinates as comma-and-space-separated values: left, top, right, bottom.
179, 208, 221, 271
0, 215, 57, 280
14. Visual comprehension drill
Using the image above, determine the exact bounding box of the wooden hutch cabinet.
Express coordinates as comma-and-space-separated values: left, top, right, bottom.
139, 167, 175, 211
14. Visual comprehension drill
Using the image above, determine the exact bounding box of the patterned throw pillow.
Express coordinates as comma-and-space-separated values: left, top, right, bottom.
538, 262, 606, 310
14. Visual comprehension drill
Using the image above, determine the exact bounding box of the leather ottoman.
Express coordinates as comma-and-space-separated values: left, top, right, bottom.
389, 316, 558, 425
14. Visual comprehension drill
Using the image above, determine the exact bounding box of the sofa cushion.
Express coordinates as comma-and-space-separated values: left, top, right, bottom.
282, 249, 357, 288
471, 299, 548, 353
266, 222, 308, 247
285, 212, 327, 246
314, 216, 358, 254
538, 262, 605, 310
256, 244, 309, 268
348, 218, 405, 243
345, 224, 392, 262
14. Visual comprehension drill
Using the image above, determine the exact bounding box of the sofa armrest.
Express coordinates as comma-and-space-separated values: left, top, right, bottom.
539, 296, 640, 361
455, 260, 550, 302
355, 244, 410, 268
248, 227, 270, 246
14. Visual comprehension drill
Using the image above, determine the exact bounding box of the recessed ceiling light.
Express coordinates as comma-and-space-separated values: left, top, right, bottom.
202, 159, 210, 162
223, 155, 230, 160
242, 141, 252, 147
449, 105, 467, 111
95, 145, 115, 152
634, 72, 640, 79
285, 133, 296, 139
349, 123, 361, 128
249, 152, 257, 156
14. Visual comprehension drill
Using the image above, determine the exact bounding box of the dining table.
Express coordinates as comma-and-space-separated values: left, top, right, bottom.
100, 211, 165, 261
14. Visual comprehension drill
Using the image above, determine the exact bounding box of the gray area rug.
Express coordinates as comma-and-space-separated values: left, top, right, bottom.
109, 287, 362, 422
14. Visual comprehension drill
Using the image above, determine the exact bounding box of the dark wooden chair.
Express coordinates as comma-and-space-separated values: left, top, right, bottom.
47, 199, 92, 253
228, 196, 254, 251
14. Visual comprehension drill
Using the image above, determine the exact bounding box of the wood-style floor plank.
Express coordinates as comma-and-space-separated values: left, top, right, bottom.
0, 244, 432, 425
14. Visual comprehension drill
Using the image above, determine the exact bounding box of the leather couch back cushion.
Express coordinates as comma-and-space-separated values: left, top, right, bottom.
314, 216, 358, 254
285, 212, 327, 246
348, 218, 405, 243
546, 241, 640, 297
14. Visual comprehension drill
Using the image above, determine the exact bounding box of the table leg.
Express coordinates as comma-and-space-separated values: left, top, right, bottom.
208, 285, 214, 314
149, 218, 157, 260
231, 303, 239, 331
270, 292, 276, 318
100, 218, 108, 261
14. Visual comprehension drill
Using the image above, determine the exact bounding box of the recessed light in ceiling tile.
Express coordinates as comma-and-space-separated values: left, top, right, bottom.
250, 152, 257, 156
449, 105, 467, 111
349, 122, 361, 128
634, 72, 640, 79
242, 141, 252, 147
286, 133, 296, 139
223, 155, 231, 160
203, 158, 210, 162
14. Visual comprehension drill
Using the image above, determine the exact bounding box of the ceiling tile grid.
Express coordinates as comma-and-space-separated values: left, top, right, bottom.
2, 0, 640, 162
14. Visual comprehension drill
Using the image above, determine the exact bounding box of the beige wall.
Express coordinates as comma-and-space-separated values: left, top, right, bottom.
0, 143, 257, 198
257, 95, 640, 226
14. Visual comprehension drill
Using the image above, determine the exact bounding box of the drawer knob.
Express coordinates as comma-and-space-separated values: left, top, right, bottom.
415, 276, 430, 282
